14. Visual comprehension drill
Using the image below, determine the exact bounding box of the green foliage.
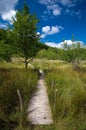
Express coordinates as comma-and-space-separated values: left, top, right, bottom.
37, 40, 86, 65
36, 49, 47, 59
0, 29, 13, 62
0, 40, 12, 62
61, 41, 86, 69
46, 48, 57, 59
37, 48, 62, 60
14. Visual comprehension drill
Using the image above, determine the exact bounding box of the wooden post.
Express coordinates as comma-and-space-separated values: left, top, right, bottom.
17, 89, 23, 126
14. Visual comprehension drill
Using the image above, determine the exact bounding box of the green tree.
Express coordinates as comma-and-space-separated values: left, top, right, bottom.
62, 40, 84, 69
13, 3, 41, 70
36, 49, 47, 59
46, 48, 57, 60
0, 29, 12, 62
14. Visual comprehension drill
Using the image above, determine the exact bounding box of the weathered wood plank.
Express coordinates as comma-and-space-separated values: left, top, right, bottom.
27, 70, 53, 125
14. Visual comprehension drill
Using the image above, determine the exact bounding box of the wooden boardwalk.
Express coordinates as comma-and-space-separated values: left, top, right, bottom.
27, 70, 53, 125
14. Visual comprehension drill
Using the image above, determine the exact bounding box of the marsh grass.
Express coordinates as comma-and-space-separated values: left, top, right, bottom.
0, 68, 38, 129
32, 59, 69, 71
0, 59, 86, 130
46, 66, 86, 130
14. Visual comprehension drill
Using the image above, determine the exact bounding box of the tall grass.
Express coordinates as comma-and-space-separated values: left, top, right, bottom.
0, 59, 86, 130
46, 67, 86, 130
0, 68, 38, 129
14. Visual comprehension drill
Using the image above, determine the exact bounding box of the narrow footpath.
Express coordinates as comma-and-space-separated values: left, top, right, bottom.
27, 70, 53, 125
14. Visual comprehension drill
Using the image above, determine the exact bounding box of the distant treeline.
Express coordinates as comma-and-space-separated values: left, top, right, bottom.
37, 46, 86, 61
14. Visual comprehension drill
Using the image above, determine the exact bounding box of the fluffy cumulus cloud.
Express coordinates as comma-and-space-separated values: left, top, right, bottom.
0, 0, 18, 22
40, 25, 63, 38
45, 40, 85, 48
2, 10, 16, 22
42, 26, 50, 33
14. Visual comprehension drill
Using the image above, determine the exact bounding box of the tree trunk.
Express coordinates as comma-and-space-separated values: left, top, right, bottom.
25, 58, 28, 70
24, 57, 33, 70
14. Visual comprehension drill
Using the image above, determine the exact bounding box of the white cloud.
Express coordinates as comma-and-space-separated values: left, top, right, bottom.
38, 0, 80, 19
37, 32, 40, 35
58, 40, 85, 48
41, 25, 63, 38
45, 40, 85, 48
42, 26, 50, 33
49, 26, 57, 34
61, 0, 77, 7
53, 9, 61, 16
40, 34, 46, 38
0, 0, 18, 14
38, 0, 76, 7
61, 0, 81, 18
0, 0, 18, 22
63, 40, 73, 45
38, 0, 55, 5
2, 10, 16, 22
65, 8, 81, 18
45, 42, 62, 48
38, 0, 61, 17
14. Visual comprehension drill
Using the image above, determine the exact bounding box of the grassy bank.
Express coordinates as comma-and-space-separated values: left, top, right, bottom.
46, 67, 86, 130
0, 68, 38, 130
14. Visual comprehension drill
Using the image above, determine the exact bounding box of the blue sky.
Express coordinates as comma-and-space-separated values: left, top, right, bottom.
0, 0, 86, 47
